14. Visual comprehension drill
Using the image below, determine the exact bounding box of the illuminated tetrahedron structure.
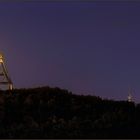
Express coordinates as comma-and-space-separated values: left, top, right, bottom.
0, 53, 13, 90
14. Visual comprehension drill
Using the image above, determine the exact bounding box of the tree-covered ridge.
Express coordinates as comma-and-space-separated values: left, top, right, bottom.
0, 86, 139, 138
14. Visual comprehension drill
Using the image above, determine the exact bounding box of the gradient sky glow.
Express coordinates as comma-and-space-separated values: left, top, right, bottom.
1, 1, 140, 102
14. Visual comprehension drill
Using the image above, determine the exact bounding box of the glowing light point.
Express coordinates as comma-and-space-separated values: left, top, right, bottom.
127, 88, 133, 102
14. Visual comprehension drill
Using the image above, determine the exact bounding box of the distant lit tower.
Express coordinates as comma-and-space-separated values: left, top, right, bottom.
0, 53, 13, 90
127, 88, 133, 102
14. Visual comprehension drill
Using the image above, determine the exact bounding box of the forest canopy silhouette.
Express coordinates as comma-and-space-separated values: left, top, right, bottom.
0, 86, 139, 138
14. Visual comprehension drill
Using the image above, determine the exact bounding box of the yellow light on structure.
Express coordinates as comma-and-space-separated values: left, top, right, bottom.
0, 54, 3, 63
0, 52, 13, 91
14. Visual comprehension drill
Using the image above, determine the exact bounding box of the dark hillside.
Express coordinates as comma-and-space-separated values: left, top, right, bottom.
0, 86, 138, 138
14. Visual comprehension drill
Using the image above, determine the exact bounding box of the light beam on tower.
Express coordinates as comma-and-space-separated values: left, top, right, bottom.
0, 53, 13, 90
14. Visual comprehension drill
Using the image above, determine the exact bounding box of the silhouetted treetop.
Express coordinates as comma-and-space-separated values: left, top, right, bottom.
0, 86, 138, 138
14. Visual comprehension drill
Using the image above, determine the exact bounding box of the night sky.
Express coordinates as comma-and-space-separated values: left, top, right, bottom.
1, 1, 140, 102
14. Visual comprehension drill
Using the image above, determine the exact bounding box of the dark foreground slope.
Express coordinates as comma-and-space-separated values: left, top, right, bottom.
0, 87, 139, 138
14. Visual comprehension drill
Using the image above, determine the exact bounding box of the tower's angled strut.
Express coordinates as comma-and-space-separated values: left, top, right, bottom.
0, 53, 13, 90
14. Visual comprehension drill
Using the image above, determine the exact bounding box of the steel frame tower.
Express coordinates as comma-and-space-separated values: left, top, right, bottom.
0, 53, 13, 90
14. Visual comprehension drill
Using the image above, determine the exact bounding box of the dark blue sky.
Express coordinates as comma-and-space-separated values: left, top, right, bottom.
1, 1, 140, 102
